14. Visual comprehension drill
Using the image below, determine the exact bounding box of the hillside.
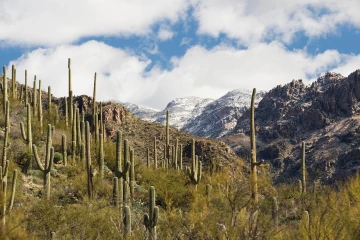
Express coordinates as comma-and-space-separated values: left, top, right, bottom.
2, 66, 360, 239
224, 70, 360, 184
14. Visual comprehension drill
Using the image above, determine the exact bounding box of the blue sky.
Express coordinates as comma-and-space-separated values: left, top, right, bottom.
1, 0, 360, 109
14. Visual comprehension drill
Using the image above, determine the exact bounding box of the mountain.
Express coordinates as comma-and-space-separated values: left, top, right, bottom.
123, 89, 265, 139
182, 89, 265, 138
224, 71, 360, 184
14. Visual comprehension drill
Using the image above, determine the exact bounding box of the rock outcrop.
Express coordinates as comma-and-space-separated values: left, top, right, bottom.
226, 70, 360, 184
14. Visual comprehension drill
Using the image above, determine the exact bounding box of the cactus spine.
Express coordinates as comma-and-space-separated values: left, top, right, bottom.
301, 142, 306, 193
20, 104, 33, 153
144, 186, 159, 240
33, 124, 54, 199
250, 88, 263, 204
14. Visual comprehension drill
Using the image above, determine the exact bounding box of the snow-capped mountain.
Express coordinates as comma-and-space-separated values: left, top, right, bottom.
122, 89, 265, 138
182, 89, 265, 138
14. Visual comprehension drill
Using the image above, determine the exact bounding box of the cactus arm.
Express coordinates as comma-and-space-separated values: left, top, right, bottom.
8, 169, 17, 212
49, 147, 54, 171
32, 144, 45, 171
20, 123, 27, 141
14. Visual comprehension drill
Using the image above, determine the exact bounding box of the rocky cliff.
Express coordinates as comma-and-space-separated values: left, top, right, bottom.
225, 70, 360, 184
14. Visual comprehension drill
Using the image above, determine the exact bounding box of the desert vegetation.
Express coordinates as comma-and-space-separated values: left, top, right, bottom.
1, 62, 360, 240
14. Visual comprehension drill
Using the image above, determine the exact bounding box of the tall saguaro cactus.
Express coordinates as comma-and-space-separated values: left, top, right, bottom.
68, 58, 73, 126
20, 104, 33, 154
38, 80, 43, 130
154, 137, 157, 169
165, 110, 169, 159
33, 76, 37, 117
62, 135, 67, 166
11, 65, 16, 99
123, 205, 131, 238
2, 66, 8, 113
187, 139, 202, 189
25, 70, 28, 106
144, 186, 159, 240
129, 149, 135, 198
33, 124, 54, 199
301, 142, 306, 193
115, 132, 130, 181
250, 88, 263, 204
85, 121, 94, 199
92, 72, 97, 129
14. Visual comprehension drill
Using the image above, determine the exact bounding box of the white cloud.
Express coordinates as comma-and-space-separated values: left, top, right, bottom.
180, 37, 192, 46
0, 0, 191, 46
10, 41, 157, 104
193, 0, 360, 45
10, 40, 360, 109
158, 26, 175, 41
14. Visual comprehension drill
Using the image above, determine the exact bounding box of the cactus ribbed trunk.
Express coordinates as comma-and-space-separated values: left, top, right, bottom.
301, 142, 306, 193
165, 110, 169, 159
85, 122, 93, 199
92, 72, 97, 129
154, 137, 157, 169
2, 66, 7, 113
33, 124, 54, 199
33, 76, 37, 117
250, 88, 260, 204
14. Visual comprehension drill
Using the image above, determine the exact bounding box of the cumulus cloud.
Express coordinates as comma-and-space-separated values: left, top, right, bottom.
158, 26, 175, 41
193, 0, 360, 45
10, 40, 360, 109
0, 0, 191, 46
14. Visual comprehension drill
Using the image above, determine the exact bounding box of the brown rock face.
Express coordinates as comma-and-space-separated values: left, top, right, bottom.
226, 70, 360, 184
102, 103, 128, 138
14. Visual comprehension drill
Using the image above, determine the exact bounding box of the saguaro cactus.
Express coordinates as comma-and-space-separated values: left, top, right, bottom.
1, 165, 17, 232
114, 132, 130, 181
187, 139, 202, 189
129, 149, 135, 198
20, 104, 33, 153
92, 72, 97, 129
25, 70, 28, 106
11, 64, 16, 99
62, 135, 67, 166
33, 124, 54, 199
123, 205, 131, 237
144, 186, 159, 240
38, 80, 43, 130
2, 66, 8, 113
99, 134, 104, 178
112, 177, 119, 207
154, 137, 157, 169
33, 76, 37, 117
165, 110, 169, 159
301, 142, 306, 193
85, 121, 94, 199
250, 88, 263, 204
